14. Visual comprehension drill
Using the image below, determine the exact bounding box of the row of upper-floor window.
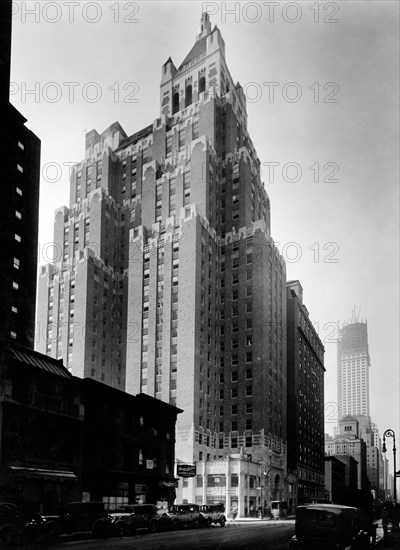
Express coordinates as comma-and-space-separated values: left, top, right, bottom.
13, 156, 24, 244
171, 78, 206, 114
9, 237, 21, 336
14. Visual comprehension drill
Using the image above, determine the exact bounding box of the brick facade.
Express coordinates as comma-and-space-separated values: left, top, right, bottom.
36, 13, 288, 505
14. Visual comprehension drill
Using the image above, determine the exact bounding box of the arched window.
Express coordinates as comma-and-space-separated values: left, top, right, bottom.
199, 77, 206, 94
185, 85, 192, 107
172, 92, 179, 114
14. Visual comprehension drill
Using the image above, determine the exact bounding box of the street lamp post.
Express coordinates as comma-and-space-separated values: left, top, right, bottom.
382, 429, 397, 504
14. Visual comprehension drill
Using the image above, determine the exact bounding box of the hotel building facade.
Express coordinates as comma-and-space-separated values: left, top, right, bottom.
37, 13, 288, 507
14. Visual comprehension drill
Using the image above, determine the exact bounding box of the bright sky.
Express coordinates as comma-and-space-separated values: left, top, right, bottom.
10, 1, 399, 475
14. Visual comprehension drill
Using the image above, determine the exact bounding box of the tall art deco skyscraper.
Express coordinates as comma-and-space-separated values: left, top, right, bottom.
337, 315, 370, 419
37, 14, 287, 502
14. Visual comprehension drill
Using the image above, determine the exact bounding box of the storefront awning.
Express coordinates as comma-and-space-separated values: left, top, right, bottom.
9, 466, 77, 481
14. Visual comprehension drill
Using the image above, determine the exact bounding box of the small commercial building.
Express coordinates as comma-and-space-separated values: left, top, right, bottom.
0, 342, 84, 510
0, 341, 181, 511
81, 379, 181, 508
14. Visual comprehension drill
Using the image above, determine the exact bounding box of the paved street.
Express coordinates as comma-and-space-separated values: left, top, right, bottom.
33, 521, 295, 550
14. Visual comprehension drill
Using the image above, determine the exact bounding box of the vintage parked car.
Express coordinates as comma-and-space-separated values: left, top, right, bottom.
166, 503, 204, 529
109, 503, 172, 534
35, 501, 116, 540
0, 502, 51, 544
289, 503, 371, 550
0, 502, 28, 544
199, 503, 226, 527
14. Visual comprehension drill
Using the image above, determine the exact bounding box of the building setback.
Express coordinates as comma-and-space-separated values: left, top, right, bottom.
36, 13, 287, 506
0, 0, 41, 349
286, 281, 325, 507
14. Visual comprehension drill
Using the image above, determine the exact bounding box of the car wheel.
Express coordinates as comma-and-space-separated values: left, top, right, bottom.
114, 520, 127, 537
193, 519, 200, 529
40, 521, 62, 543
92, 519, 110, 539
172, 520, 180, 530
148, 521, 158, 534
219, 517, 226, 527
206, 517, 212, 528
0, 524, 19, 545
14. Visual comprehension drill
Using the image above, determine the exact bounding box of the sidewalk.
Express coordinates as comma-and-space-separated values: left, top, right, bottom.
227, 516, 295, 526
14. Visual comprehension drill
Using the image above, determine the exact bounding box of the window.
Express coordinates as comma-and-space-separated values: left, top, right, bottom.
13, 257, 20, 269
15, 234, 21, 243
166, 133, 172, 156
199, 76, 206, 94
18, 141, 24, 150
16, 187, 22, 196
185, 84, 192, 107
179, 127, 186, 150
12, 281, 19, 290
17, 164, 23, 173
172, 91, 180, 114
192, 119, 199, 140
15, 210, 22, 220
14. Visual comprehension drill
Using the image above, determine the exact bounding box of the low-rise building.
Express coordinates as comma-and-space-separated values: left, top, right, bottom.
0, 341, 181, 511
190, 452, 278, 518
324, 456, 345, 502
325, 416, 369, 491
81, 379, 181, 508
0, 341, 84, 510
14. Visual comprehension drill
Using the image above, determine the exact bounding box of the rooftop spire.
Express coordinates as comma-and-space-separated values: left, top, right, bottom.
197, 12, 212, 41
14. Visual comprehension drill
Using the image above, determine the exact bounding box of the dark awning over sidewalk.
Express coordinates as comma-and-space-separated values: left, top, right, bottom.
9, 466, 77, 480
